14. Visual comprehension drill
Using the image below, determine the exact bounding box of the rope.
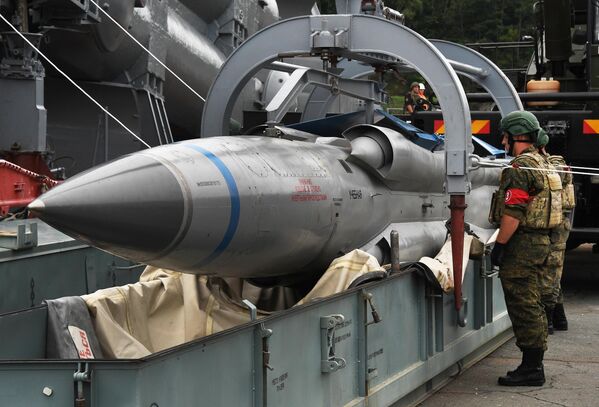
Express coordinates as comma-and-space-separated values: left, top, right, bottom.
0, 160, 60, 188
476, 159, 599, 177
511, 166, 599, 178
89, 0, 206, 103
565, 164, 599, 172
0, 12, 151, 149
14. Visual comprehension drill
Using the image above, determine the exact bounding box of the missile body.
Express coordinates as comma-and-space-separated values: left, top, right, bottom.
30, 128, 498, 282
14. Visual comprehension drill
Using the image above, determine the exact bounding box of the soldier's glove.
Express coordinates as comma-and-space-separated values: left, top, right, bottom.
490, 242, 506, 267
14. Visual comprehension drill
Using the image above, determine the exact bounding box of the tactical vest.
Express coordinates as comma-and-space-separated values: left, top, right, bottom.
489, 152, 563, 229
547, 155, 576, 212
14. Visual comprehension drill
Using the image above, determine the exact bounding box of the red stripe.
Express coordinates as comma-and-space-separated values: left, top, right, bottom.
505, 188, 530, 205
583, 120, 599, 134
434, 120, 444, 133
479, 121, 490, 134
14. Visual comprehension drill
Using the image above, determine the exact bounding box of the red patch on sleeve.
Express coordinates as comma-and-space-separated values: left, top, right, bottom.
505, 188, 530, 205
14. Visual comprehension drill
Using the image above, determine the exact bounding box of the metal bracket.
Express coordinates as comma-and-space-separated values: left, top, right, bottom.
0, 222, 38, 250
260, 323, 274, 372
74, 362, 91, 407
73, 362, 90, 382
265, 62, 381, 125
481, 245, 499, 279
310, 15, 351, 50
243, 299, 274, 372
362, 291, 383, 326
320, 314, 347, 373
243, 299, 258, 321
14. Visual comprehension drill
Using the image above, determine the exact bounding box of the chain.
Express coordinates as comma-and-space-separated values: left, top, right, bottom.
0, 160, 60, 188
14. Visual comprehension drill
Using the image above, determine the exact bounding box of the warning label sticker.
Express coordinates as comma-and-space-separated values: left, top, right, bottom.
68, 325, 95, 359
291, 178, 327, 202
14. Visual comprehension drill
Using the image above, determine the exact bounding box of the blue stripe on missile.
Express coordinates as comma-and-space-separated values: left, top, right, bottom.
183, 144, 240, 267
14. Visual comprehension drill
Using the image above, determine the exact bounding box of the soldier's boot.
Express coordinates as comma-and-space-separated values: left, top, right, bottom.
553, 303, 568, 331
499, 348, 545, 386
545, 306, 554, 335
506, 347, 534, 377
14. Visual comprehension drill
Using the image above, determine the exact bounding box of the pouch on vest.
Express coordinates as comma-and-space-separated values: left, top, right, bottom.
488, 169, 506, 225
547, 171, 563, 228
562, 183, 576, 211
519, 154, 563, 229
488, 189, 505, 225
548, 156, 575, 212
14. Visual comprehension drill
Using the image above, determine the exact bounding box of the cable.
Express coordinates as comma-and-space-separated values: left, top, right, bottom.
476, 159, 599, 177
473, 157, 599, 174
566, 164, 599, 172
89, 0, 206, 103
0, 12, 151, 149
512, 166, 599, 177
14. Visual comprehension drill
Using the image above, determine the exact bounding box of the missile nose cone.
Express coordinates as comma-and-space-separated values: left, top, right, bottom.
350, 136, 386, 169
34, 154, 188, 262
28, 198, 45, 213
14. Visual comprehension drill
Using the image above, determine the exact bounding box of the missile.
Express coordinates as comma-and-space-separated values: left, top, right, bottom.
29, 125, 500, 284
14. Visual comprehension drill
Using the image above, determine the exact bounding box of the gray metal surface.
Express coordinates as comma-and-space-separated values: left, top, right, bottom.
200, 14, 471, 194
0, 220, 84, 260
277, 0, 318, 19
1, 1, 284, 176
0, 78, 46, 152
300, 59, 374, 122
0, 220, 144, 314
0, 32, 46, 152
0, 259, 511, 406
0, 306, 47, 359
41, 0, 226, 149
265, 62, 382, 124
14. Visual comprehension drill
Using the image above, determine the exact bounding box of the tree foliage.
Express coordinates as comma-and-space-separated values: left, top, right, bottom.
315, 0, 537, 105
316, 0, 536, 44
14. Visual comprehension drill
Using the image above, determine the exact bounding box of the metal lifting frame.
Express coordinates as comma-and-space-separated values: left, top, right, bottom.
200, 15, 523, 326
300, 40, 522, 122
430, 40, 523, 115
202, 14, 471, 193
265, 61, 382, 125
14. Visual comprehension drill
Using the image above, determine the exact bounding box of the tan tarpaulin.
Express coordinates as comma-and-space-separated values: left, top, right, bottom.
418, 232, 490, 292
82, 249, 384, 359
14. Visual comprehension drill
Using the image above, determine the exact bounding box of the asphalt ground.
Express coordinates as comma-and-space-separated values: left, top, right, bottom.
420, 244, 599, 407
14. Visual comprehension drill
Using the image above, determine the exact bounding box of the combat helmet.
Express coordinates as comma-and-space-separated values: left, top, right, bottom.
535, 129, 549, 148
500, 110, 540, 142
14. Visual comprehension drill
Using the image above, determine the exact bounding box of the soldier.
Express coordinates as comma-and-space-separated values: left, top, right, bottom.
536, 131, 575, 332
489, 111, 563, 387
404, 82, 431, 113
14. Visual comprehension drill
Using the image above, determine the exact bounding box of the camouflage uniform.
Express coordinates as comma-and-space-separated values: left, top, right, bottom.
544, 155, 574, 307
547, 217, 570, 303
494, 146, 555, 351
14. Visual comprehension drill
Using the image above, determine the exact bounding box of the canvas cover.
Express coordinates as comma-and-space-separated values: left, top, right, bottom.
82, 249, 385, 359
